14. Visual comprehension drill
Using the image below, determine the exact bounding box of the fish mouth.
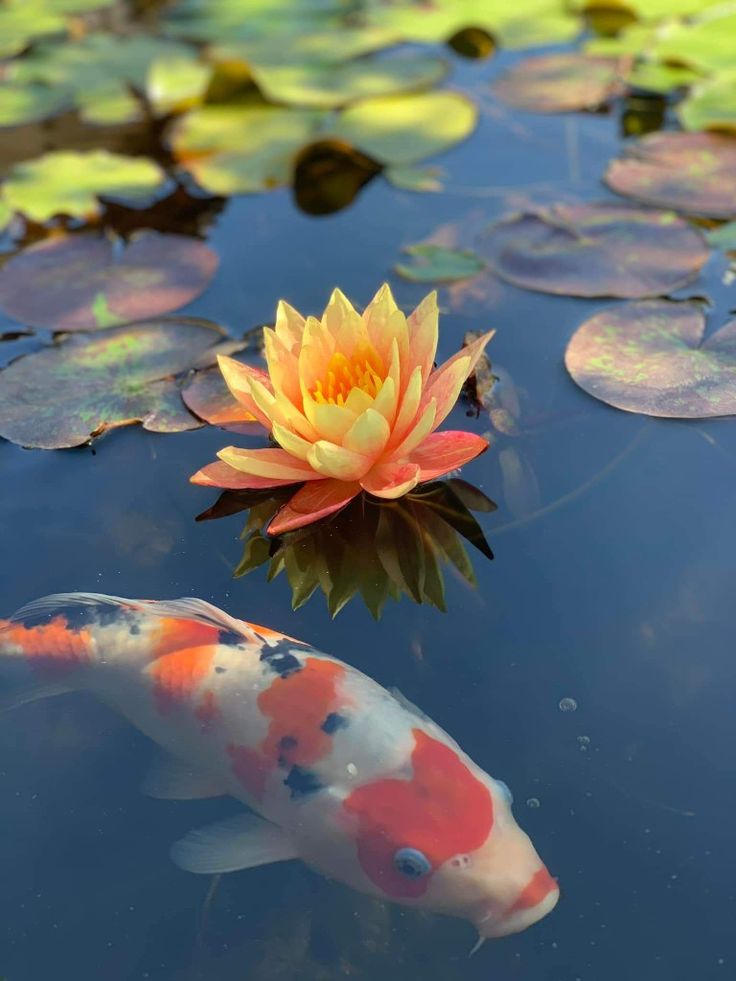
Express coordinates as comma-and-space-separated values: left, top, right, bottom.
475, 869, 560, 939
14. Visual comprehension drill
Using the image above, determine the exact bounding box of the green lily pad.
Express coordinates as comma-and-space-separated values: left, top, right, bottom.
478, 202, 709, 298
492, 53, 624, 113
209, 25, 400, 67
565, 299, 736, 418
250, 53, 447, 109
651, 9, 736, 73
0, 201, 12, 233
330, 91, 478, 166
604, 131, 736, 219
0, 2, 66, 59
706, 222, 736, 250
163, 0, 344, 43
146, 55, 213, 115
395, 244, 485, 282
0, 318, 226, 449
0, 83, 70, 128
678, 70, 736, 132
385, 165, 444, 192
3, 150, 168, 223
169, 104, 326, 195
624, 61, 702, 94
0, 232, 219, 331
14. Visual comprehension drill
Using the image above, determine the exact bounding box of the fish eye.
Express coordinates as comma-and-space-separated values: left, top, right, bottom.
393, 847, 432, 879
496, 779, 514, 806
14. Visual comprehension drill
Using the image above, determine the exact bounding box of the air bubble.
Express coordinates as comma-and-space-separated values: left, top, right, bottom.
526, 797, 541, 809
559, 697, 578, 712
577, 735, 591, 751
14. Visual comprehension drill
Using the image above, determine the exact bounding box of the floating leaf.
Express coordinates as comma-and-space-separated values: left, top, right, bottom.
0, 201, 12, 234
250, 54, 448, 109
604, 131, 736, 219
492, 53, 625, 113
651, 8, 736, 73
478, 202, 709, 298
706, 222, 736, 250
0, 318, 226, 449
146, 55, 213, 115
395, 244, 484, 283
330, 91, 478, 166
169, 105, 326, 195
624, 61, 701, 95
0, 83, 69, 128
0, 2, 66, 59
385, 165, 444, 192
678, 70, 736, 133
182, 362, 258, 432
210, 25, 400, 67
3, 151, 168, 223
565, 299, 736, 418
0, 232, 218, 331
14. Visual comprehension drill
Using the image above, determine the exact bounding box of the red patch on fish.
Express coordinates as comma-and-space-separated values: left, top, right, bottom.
1, 616, 91, 677
151, 618, 222, 659
196, 689, 219, 732
227, 744, 271, 800
343, 729, 494, 898
150, 645, 216, 714
258, 658, 348, 768
507, 867, 558, 915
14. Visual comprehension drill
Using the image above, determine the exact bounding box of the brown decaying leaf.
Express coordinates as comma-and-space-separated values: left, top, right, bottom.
462, 329, 495, 412
492, 53, 627, 113
565, 299, 736, 418
478, 202, 710, 299
604, 131, 736, 220
0, 230, 219, 331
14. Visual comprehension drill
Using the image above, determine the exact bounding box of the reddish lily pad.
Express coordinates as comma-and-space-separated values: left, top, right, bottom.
565, 299, 736, 418
182, 361, 259, 432
492, 53, 625, 113
0, 232, 219, 331
0, 318, 226, 448
478, 202, 709, 298
604, 131, 736, 219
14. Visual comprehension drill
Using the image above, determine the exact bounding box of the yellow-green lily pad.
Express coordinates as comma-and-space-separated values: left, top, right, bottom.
0, 83, 70, 128
565, 299, 736, 418
3, 151, 168, 223
678, 70, 736, 133
395, 244, 485, 282
0, 318, 226, 449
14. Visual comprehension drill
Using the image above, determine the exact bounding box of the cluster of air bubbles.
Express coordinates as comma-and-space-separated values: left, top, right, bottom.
558, 696, 578, 713
577, 735, 591, 752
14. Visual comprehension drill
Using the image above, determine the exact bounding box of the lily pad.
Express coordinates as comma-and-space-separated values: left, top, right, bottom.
0, 83, 69, 128
169, 105, 326, 195
330, 91, 478, 166
492, 53, 625, 113
385, 165, 444, 192
182, 362, 257, 432
678, 70, 736, 133
624, 61, 702, 95
478, 203, 709, 298
0, 232, 219, 331
604, 131, 736, 219
146, 55, 213, 115
0, 201, 12, 234
706, 222, 736, 250
3, 151, 168, 223
0, 318, 226, 449
394, 244, 485, 282
651, 9, 736, 74
565, 299, 736, 418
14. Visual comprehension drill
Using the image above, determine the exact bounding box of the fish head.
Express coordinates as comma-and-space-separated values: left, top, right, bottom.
338, 728, 559, 939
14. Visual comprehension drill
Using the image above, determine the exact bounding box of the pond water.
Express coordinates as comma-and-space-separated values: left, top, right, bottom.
2, 16, 736, 981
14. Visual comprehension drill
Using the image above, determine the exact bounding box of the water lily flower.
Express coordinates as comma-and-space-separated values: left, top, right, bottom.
191, 284, 493, 535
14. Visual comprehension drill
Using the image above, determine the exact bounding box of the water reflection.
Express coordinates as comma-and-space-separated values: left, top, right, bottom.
198, 478, 496, 618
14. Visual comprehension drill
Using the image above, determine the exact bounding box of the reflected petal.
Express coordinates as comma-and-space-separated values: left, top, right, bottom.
410, 431, 489, 480
268, 478, 361, 535
190, 460, 300, 490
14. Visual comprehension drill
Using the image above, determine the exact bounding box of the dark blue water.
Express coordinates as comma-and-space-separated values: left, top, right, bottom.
2, 45, 735, 981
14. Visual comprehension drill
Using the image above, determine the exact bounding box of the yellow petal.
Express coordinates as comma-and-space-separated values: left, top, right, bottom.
343, 386, 374, 416
364, 283, 409, 371
343, 407, 391, 459
274, 299, 305, 350
217, 355, 272, 429
385, 364, 422, 452
371, 337, 399, 424
307, 440, 371, 480
271, 421, 313, 462
298, 316, 335, 392
272, 390, 319, 441
217, 446, 321, 481
407, 290, 439, 385
388, 399, 436, 460
303, 394, 358, 442
323, 287, 364, 354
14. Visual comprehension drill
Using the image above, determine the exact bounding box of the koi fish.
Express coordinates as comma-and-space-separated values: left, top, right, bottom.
0, 593, 559, 945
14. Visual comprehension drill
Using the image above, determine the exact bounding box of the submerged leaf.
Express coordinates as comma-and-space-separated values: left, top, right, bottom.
478, 202, 709, 298
0, 232, 218, 331
492, 53, 625, 113
395, 245, 484, 283
0, 318, 226, 448
565, 299, 736, 418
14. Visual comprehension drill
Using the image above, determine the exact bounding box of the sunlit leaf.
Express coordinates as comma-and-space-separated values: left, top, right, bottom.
75, 81, 143, 126
492, 53, 625, 113
0, 2, 66, 59
0, 200, 13, 234
604, 131, 736, 218
147, 55, 213, 115
624, 61, 701, 95
385, 165, 444, 192
0, 232, 218, 331
210, 25, 400, 67
0, 318, 226, 448
330, 91, 478, 166
395, 244, 484, 283
478, 202, 709, 298
3, 151, 168, 223
565, 299, 736, 418
0, 83, 69, 128
651, 8, 736, 73
678, 70, 736, 133
706, 221, 736, 250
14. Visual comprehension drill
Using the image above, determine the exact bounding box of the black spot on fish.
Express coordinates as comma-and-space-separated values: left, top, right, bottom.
284, 766, 323, 799
260, 637, 311, 655
260, 646, 303, 678
129, 623, 140, 635
215, 665, 227, 674
218, 629, 245, 646
321, 712, 349, 734
277, 734, 298, 767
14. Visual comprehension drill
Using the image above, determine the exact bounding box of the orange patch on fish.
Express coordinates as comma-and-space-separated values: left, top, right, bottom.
343, 729, 494, 899
507, 867, 558, 914
196, 689, 219, 732
0, 616, 91, 677
227, 743, 271, 801
151, 618, 222, 660
258, 658, 348, 768
150, 645, 216, 714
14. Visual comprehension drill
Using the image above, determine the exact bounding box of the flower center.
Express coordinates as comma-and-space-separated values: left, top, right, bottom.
311, 340, 384, 406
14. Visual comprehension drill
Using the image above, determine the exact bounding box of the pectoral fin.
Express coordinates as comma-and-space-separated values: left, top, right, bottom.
171, 813, 298, 874
142, 752, 228, 800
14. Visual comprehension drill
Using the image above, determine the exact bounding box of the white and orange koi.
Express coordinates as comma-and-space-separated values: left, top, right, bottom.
0, 593, 559, 944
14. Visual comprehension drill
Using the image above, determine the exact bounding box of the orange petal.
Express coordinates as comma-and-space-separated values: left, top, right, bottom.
409, 431, 489, 480
217, 355, 272, 430
190, 461, 301, 490
267, 479, 361, 535
217, 446, 323, 481
361, 460, 421, 499
424, 330, 495, 427
406, 290, 439, 386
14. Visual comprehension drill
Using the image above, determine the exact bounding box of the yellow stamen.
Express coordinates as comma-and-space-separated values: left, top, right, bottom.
310, 341, 385, 406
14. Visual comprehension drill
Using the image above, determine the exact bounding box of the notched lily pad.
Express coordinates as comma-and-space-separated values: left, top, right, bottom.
0, 318, 226, 448
394, 244, 485, 282
492, 53, 625, 113
478, 202, 709, 298
604, 131, 736, 219
0, 232, 219, 331
566, 299, 736, 418
182, 361, 258, 432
